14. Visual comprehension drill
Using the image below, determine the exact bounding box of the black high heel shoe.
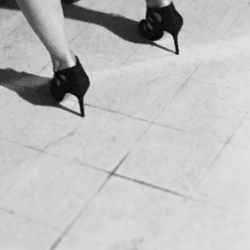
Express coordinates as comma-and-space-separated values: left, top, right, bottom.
49, 56, 90, 117
138, 2, 183, 54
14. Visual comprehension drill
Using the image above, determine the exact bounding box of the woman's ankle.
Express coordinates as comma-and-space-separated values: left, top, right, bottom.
52, 52, 76, 72
146, 0, 171, 8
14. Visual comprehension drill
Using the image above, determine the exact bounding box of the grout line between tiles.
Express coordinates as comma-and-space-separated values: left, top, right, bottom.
112, 173, 243, 216
167, 62, 202, 102
1, 127, 243, 250
113, 173, 192, 200
0, 207, 61, 231
46, 57, 244, 246
49, 173, 113, 250
49, 124, 154, 249
115, 173, 247, 218
189, 76, 250, 93
4, 129, 248, 221
112, 173, 250, 217
49, 123, 155, 248
36, 131, 76, 159
152, 121, 225, 143
86, 103, 153, 123
189, 110, 250, 196
0, 136, 44, 153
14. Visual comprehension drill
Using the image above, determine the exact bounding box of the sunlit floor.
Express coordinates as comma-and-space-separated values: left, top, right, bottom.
0, 0, 250, 249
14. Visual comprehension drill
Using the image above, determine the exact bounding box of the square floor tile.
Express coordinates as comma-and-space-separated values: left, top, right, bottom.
0, 140, 39, 196
192, 54, 250, 92
193, 145, 250, 215
46, 108, 149, 171
179, 0, 248, 42
148, 201, 250, 250
54, 177, 183, 250
156, 79, 250, 142
88, 73, 186, 121
222, 4, 250, 40
117, 124, 223, 194
0, 154, 108, 228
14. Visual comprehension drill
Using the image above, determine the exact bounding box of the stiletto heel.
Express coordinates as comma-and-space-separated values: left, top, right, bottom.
172, 34, 179, 55
50, 56, 90, 117
139, 2, 183, 54
78, 96, 85, 117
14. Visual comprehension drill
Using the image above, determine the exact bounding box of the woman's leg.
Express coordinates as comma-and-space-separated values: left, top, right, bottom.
146, 0, 171, 7
16, 0, 75, 72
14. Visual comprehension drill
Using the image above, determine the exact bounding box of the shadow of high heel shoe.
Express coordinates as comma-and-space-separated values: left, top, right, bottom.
64, 5, 175, 53
1, 0, 173, 53
0, 68, 82, 117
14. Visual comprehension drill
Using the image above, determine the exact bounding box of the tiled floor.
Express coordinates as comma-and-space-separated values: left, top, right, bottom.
0, 0, 250, 249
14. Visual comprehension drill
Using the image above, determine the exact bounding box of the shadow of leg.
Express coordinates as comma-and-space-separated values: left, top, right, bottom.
0, 68, 84, 117
1, 0, 174, 52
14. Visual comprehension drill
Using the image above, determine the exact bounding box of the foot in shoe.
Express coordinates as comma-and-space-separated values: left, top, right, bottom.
138, 2, 184, 54
49, 56, 90, 117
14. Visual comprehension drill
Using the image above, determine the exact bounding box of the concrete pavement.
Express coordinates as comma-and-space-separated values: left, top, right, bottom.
0, 0, 250, 249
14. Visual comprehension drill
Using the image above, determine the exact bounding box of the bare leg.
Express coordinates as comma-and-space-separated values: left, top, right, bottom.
16, 0, 75, 71
146, 0, 171, 7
